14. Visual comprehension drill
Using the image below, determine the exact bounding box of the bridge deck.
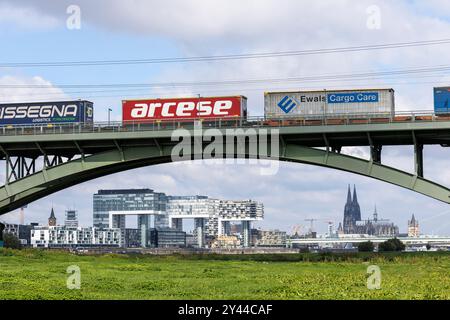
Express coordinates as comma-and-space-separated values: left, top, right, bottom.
0, 116, 450, 214
0, 118, 450, 157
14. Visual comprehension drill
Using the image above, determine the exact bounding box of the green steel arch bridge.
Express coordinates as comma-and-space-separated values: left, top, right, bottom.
1, 113, 450, 216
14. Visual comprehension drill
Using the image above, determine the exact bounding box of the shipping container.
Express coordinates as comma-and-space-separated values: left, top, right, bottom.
0, 100, 94, 126
122, 96, 247, 122
264, 89, 395, 119
434, 87, 450, 114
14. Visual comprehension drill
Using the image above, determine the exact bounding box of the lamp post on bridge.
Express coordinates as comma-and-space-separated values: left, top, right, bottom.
108, 108, 112, 126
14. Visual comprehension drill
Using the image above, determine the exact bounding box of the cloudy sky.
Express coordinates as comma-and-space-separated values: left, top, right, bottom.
1, 0, 450, 235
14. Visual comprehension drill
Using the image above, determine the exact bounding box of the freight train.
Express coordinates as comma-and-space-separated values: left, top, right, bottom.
120, 87, 450, 126
0, 87, 449, 128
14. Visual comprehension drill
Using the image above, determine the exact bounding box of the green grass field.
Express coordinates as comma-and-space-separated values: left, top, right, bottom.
1, 248, 449, 300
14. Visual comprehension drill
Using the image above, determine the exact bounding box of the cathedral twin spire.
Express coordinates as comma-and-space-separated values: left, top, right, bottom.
346, 184, 359, 205
343, 184, 362, 233
352, 185, 358, 204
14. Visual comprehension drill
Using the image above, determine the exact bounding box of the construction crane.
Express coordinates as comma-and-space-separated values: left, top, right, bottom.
304, 219, 318, 233
303, 218, 339, 236
19, 205, 27, 225
19, 207, 25, 225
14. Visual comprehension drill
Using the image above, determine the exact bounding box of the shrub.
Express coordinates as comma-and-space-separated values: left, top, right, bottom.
378, 238, 405, 252
358, 241, 375, 252
3, 233, 22, 250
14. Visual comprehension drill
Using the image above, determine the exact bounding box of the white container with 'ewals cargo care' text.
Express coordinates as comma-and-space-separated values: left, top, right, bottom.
264, 89, 395, 119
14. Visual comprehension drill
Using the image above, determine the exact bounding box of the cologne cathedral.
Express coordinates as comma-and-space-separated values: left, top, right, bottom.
338, 185, 399, 236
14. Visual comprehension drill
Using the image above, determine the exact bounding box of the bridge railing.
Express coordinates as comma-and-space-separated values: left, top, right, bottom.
0, 110, 447, 136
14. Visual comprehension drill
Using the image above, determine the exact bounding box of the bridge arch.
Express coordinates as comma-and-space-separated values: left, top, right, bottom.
0, 143, 449, 215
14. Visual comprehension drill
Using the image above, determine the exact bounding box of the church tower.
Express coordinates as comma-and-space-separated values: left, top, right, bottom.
343, 185, 354, 234
351, 185, 361, 222
343, 185, 362, 234
408, 214, 419, 237
48, 207, 57, 227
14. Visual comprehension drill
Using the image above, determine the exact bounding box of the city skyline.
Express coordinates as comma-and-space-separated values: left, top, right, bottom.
0, 182, 437, 236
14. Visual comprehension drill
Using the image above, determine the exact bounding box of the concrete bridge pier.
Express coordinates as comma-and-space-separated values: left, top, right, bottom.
194, 218, 205, 248
242, 221, 251, 248
138, 215, 151, 248
222, 221, 231, 235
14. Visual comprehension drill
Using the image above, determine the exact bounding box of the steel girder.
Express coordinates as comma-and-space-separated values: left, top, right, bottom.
0, 143, 449, 215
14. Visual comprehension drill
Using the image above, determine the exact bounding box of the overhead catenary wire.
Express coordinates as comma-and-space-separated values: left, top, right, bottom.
1, 72, 449, 97
1, 38, 450, 68
2, 63, 450, 103
2, 78, 450, 103
2, 64, 450, 90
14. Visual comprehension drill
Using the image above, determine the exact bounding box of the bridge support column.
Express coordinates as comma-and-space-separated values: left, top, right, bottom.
412, 131, 424, 178
242, 221, 251, 248
415, 143, 424, 178
3, 156, 37, 183
370, 145, 382, 163
194, 218, 205, 248
331, 146, 342, 154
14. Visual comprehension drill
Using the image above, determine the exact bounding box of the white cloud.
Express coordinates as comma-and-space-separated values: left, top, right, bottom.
0, 75, 68, 103
0, 2, 59, 30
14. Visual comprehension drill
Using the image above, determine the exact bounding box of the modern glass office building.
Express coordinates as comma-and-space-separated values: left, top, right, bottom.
93, 189, 264, 248
64, 210, 79, 228
148, 228, 186, 248
93, 189, 168, 229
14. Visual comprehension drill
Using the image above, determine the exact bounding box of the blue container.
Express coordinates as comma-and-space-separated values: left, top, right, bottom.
434, 87, 450, 114
0, 100, 93, 126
